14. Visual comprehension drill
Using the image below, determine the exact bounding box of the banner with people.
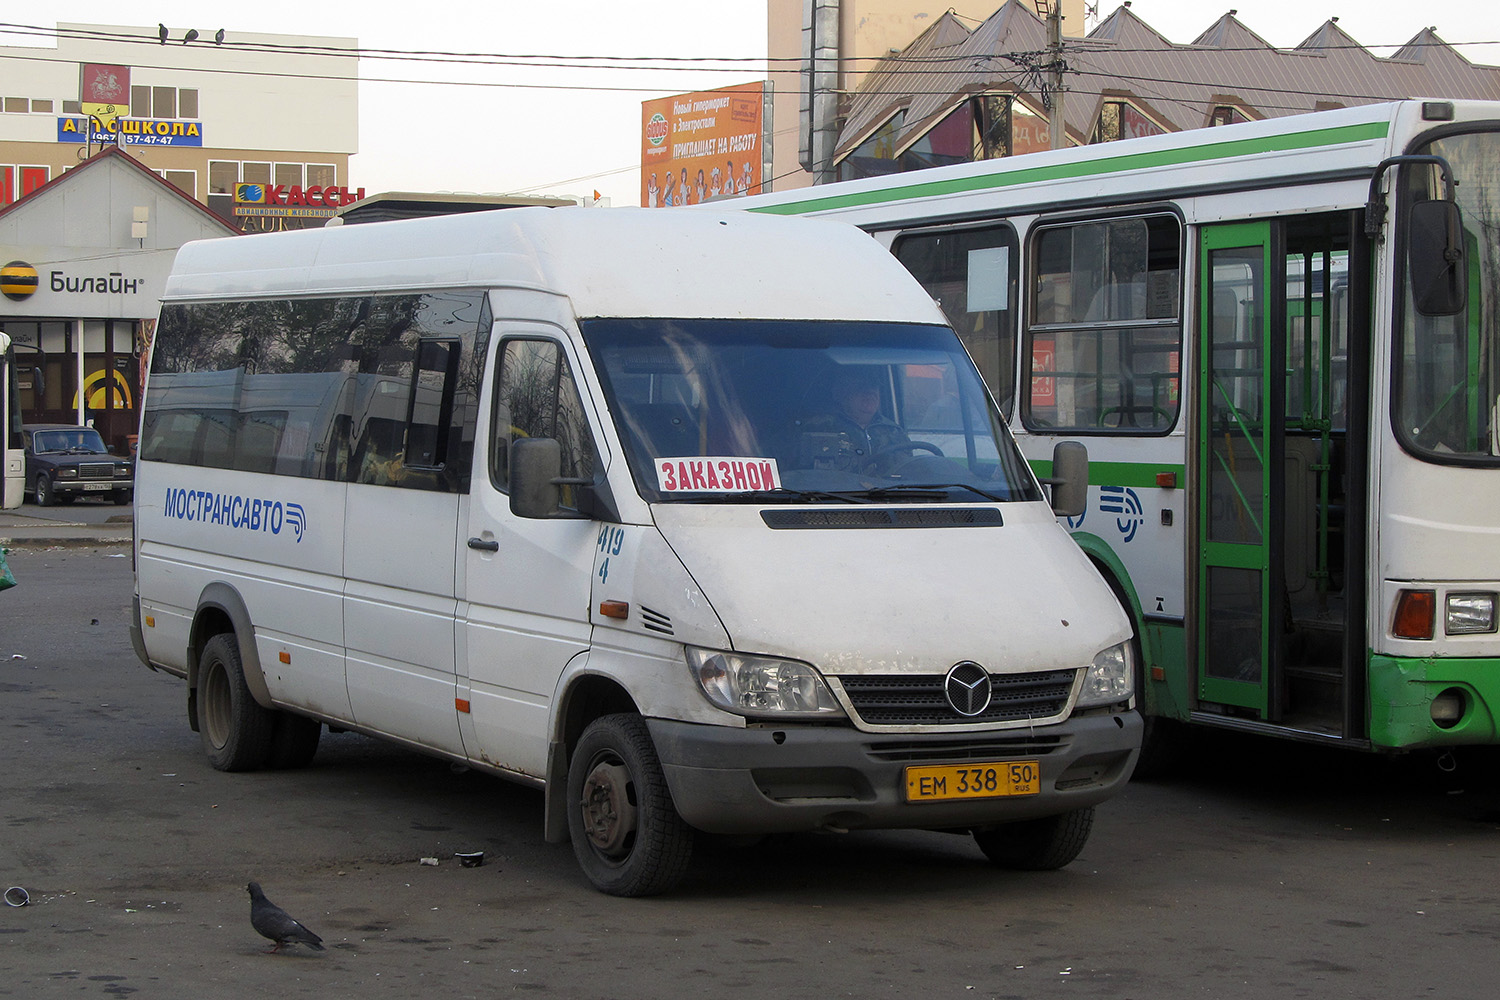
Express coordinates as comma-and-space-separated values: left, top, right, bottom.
641, 82, 764, 207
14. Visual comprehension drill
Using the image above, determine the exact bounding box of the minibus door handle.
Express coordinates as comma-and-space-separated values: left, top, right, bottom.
467, 536, 500, 552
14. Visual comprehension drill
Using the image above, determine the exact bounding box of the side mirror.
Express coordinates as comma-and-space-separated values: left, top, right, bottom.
509, 437, 618, 521
1045, 440, 1088, 518
1408, 200, 1467, 317
510, 437, 566, 519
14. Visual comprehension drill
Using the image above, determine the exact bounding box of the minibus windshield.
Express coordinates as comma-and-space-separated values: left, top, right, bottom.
583, 318, 1042, 504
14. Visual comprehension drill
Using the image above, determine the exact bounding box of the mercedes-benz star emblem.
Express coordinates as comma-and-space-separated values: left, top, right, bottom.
944, 661, 993, 717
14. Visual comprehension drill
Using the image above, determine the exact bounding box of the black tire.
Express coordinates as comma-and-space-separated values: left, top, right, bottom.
267, 713, 321, 769
35, 475, 55, 507
112, 489, 132, 506
973, 806, 1095, 871
196, 633, 276, 772
567, 713, 693, 897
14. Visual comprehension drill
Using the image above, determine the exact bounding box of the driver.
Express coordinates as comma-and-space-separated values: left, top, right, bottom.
797, 367, 914, 474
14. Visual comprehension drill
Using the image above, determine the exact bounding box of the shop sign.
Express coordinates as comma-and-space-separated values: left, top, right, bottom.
57, 116, 204, 147
234, 183, 365, 217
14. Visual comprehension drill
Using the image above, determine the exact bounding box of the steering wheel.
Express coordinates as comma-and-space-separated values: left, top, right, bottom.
872, 440, 944, 461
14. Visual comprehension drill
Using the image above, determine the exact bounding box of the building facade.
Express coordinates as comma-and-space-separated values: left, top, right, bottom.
767, 1, 1086, 190
772, 2, 1500, 187
0, 21, 359, 233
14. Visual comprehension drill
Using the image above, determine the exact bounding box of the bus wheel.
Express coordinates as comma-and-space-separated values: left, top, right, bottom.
268, 714, 321, 769
567, 713, 693, 896
972, 806, 1094, 871
196, 633, 275, 772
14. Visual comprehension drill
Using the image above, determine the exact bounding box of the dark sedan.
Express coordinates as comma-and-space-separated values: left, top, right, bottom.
22, 424, 134, 506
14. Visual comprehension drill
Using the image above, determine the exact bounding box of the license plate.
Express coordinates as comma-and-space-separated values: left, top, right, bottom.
904, 760, 1040, 802
82, 482, 110, 491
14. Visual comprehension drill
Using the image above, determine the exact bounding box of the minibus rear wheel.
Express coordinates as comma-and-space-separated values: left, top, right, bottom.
196, 633, 276, 772
972, 806, 1094, 870
567, 713, 693, 896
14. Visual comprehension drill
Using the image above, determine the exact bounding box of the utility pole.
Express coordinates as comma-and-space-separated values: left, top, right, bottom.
1045, 3, 1067, 150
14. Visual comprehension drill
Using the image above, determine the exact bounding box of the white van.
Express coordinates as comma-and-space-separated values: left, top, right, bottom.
131, 207, 1139, 895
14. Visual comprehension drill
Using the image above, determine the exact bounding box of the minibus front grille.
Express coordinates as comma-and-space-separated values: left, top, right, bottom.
864, 735, 1068, 762
836, 669, 1076, 726
760, 508, 1004, 529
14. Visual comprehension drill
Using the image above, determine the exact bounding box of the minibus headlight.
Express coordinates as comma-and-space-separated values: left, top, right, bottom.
1076, 641, 1133, 709
1445, 593, 1497, 635
686, 647, 844, 719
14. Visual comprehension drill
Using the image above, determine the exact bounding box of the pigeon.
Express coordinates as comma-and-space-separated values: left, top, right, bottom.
247, 882, 324, 953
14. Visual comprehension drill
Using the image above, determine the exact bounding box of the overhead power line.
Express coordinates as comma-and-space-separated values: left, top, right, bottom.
4, 19, 1498, 71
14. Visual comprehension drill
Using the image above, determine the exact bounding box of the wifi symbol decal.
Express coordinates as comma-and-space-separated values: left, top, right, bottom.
1098, 485, 1144, 543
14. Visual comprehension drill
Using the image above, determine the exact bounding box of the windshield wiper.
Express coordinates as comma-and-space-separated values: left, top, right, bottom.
860, 483, 1010, 503
675, 487, 871, 505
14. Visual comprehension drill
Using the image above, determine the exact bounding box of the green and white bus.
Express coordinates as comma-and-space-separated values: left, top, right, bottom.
739, 99, 1499, 762
0, 331, 23, 509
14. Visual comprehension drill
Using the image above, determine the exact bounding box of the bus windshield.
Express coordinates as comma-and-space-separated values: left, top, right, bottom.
1395, 129, 1500, 462
582, 318, 1041, 504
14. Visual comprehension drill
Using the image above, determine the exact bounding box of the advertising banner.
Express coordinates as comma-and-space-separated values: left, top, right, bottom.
641, 82, 764, 207
57, 116, 204, 147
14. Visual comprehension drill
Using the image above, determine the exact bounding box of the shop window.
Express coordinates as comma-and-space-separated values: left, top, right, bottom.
20, 166, 48, 197
307, 164, 337, 187
178, 89, 199, 119
275, 163, 303, 188
1210, 105, 1250, 127
243, 162, 272, 185
3, 97, 27, 114
152, 87, 176, 119
62, 99, 82, 114
31, 99, 52, 113
166, 170, 196, 198
836, 111, 905, 182
1093, 101, 1166, 144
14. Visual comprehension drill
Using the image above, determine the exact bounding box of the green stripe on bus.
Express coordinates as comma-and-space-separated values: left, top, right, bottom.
750, 121, 1392, 217
1029, 459, 1184, 489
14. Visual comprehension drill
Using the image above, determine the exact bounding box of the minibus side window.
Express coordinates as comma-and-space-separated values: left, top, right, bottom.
490, 338, 596, 508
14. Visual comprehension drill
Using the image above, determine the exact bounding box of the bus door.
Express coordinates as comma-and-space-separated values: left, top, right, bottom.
1197, 222, 1277, 718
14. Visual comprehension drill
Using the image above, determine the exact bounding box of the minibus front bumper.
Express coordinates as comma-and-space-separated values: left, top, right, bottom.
646, 711, 1141, 835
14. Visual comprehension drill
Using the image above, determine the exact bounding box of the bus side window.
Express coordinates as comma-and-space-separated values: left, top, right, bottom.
893, 223, 1019, 417
490, 339, 596, 509
1025, 215, 1182, 433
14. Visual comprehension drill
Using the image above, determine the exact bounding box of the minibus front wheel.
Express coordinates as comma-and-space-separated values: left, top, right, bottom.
196, 633, 276, 772
972, 806, 1095, 870
567, 713, 693, 896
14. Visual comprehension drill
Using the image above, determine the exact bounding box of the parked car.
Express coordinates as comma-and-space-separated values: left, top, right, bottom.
22, 424, 134, 506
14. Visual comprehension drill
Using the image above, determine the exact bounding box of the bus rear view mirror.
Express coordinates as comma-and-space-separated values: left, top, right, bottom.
1408, 199, 1468, 317
1046, 440, 1088, 518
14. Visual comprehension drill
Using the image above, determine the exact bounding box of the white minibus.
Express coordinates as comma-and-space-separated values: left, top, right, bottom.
131, 207, 1139, 895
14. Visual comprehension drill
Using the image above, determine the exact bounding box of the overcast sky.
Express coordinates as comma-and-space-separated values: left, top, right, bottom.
29, 2, 1500, 205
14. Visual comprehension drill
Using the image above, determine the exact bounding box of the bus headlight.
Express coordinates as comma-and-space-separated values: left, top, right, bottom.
687, 647, 845, 719
1445, 593, 1497, 635
1077, 641, 1133, 709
